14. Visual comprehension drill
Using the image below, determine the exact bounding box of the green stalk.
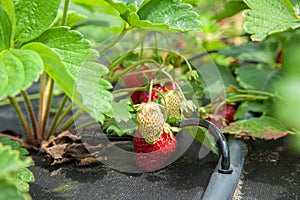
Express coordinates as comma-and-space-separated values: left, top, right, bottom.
108, 59, 158, 83
39, 0, 69, 140
0, 93, 40, 107
8, 96, 34, 144
99, 31, 126, 54
107, 31, 150, 72
46, 95, 68, 139
59, 109, 84, 131
41, 78, 54, 139
108, 50, 134, 71
54, 103, 73, 131
21, 90, 38, 135
37, 72, 47, 140
235, 88, 278, 98
227, 94, 269, 103
61, 0, 70, 26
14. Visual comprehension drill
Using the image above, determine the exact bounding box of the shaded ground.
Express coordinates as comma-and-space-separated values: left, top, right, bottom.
1, 98, 299, 199
240, 136, 300, 200
29, 141, 218, 200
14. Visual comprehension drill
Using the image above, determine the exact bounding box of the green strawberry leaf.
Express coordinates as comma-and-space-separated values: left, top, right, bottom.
185, 126, 218, 155
14, 0, 61, 43
274, 76, 300, 131
13, 168, 34, 192
290, 0, 300, 14
33, 26, 93, 78
107, 0, 201, 31
243, 0, 300, 41
112, 99, 132, 122
21, 42, 84, 110
0, 138, 34, 198
233, 101, 266, 120
0, 178, 31, 200
103, 118, 138, 136
0, 136, 29, 160
215, 0, 248, 20
0, 0, 15, 21
75, 61, 113, 123
0, 49, 43, 99
235, 64, 280, 91
0, 144, 32, 175
137, 0, 200, 31
218, 41, 280, 64
0, 5, 12, 51
224, 116, 289, 140
282, 31, 300, 75
69, 1, 124, 42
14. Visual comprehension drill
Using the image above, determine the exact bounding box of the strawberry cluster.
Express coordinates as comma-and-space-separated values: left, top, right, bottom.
126, 80, 179, 171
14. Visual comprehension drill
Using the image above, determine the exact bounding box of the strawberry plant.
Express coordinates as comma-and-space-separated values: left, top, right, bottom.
0, 0, 300, 175
0, 136, 34, 200
0, 0, 113, 147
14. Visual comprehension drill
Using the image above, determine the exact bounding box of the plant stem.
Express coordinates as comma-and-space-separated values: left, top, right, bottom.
55, 103, 73, 130
7, 96, 34, 144
42, 78, 54, 139
108, 59, 158, 83
59, 109, 84, 131
227, 94, 269, 102
99, 31, 126, 54
37, 72, 47, 139
47, 95, 68, 139
108, 50, 134, 71
235, 88, 279, 98
107, 31, 149, 72
21, 90, 38, 135
0, 94, 40, 107
61, 0, 70, 26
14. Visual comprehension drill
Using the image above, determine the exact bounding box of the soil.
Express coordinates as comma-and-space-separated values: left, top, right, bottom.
28, 140, 218, 200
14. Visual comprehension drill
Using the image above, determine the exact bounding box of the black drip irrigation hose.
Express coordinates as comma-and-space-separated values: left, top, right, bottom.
171, 118, 233, 174
81, 118, 233, 174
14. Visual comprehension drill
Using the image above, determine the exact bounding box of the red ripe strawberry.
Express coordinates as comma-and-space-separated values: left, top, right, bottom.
123, 66, 155, 88
276, 50, 282, 64
130, 91, 142, 104
140, 84, 168, 102
133, 130, 177, 171
216, 104, 236, 123
206, 104, 236, 128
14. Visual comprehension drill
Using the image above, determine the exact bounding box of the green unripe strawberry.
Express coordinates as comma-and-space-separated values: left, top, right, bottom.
136, 102, 166, 144
162, 90, 182, 118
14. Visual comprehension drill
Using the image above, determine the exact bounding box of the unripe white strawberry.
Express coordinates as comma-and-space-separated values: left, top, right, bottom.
162, 90, 182, 118
136, 102, 166, 144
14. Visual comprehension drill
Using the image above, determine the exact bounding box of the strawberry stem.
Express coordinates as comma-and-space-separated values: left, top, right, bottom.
148, 80, 154, 103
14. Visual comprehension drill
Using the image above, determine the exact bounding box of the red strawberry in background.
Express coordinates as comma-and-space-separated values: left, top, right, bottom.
123, 66, 155, 88
217, 104, 236, 123
140, 84, 168, 102
276, 49, 282, 64
133, 130, 177, 171
130, 91, 142, 104
206, 104, 236, 129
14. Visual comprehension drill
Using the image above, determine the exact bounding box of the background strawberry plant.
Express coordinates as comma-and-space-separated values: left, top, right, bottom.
1, 0, 300, 197
0, 0, 299, 151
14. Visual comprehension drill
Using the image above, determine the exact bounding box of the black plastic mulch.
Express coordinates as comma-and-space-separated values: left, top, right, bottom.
240, 136, 300, 200
29, 141, 218, 200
